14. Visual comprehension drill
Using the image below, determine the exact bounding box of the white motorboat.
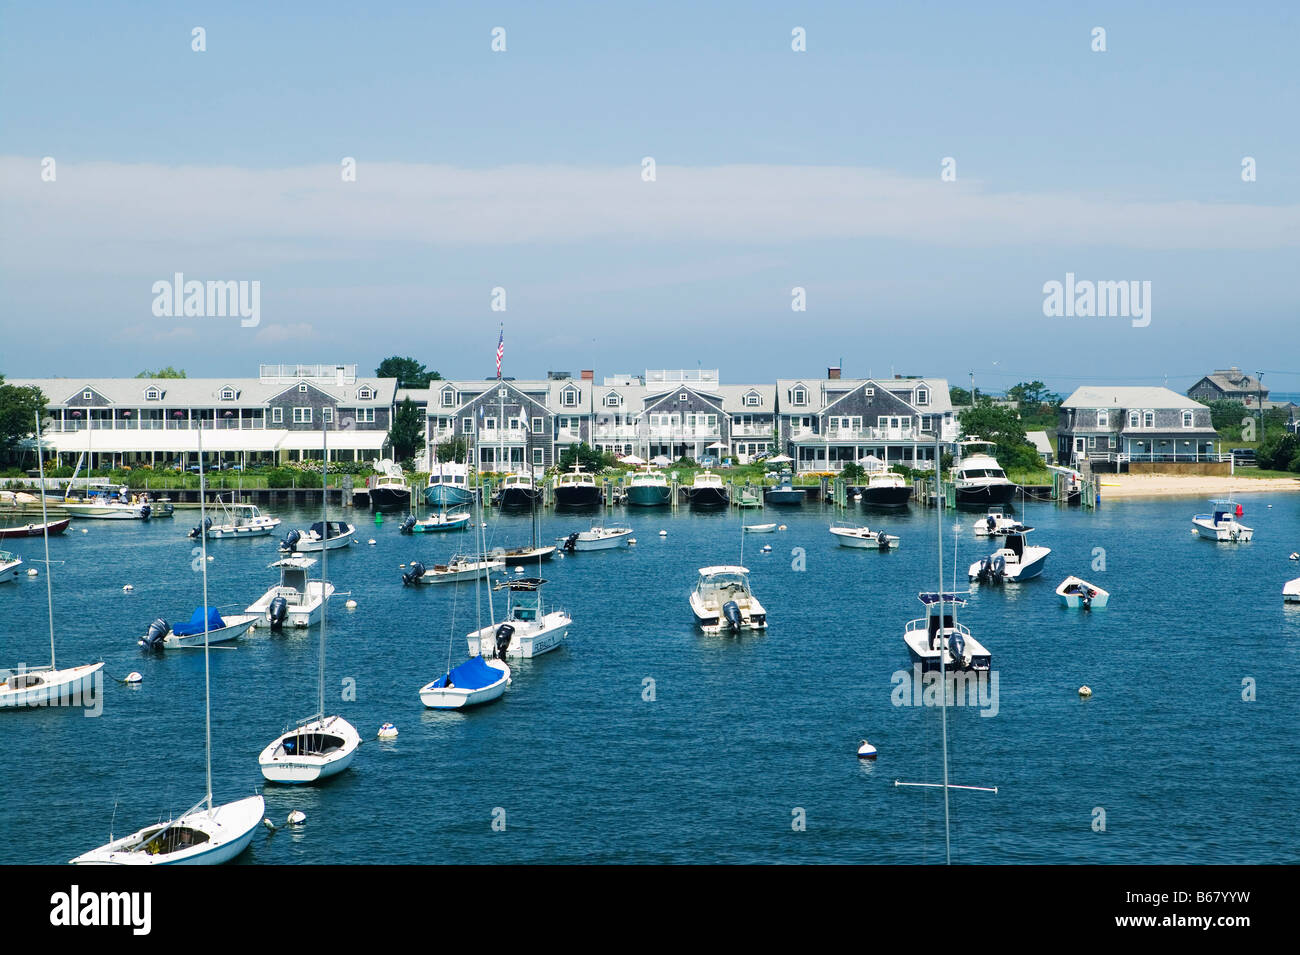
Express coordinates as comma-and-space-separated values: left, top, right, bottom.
189, 499, 280, 539
280, 520, 354, 553
419, 656, 511, 709
685, 469, 729, 506
969, 527, 1051, 583
972, 507, 1023, 537
951, 439, 1016, 508
559, 524, 633, 552
62, 486, 169, 520
744, 523, 777, 534
468, 577, 571, 659
138, 606, 259, 650
0, 549, 21, 583
259, 422, 359, 784
903, 592, 991, 672
402, 554, 505, 585
399, 511, 471, 534
74, 429, 262, 864
246, 557, 333, 628
689, 565, 768, 633
1192, 499, 1253, 542
1284, 578, 1300, 603
829, 521, 900, 549
1056, 575, 1110, 610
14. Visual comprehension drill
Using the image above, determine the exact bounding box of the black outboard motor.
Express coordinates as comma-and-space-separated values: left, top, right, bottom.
991, 554, 1007, 584
188, 516, 213, 539
1080, 588, 1093, 611
268, 595, 289, 632
140, 617, 170, 651
494, 623, 515, 659
140, 502, 151, 520
562, 532, 580, 553
976, 556, 992, 584
401, 561, 426, 586
949, 629, 967, 668
985, 515, 996, 533
281, 529, 301, 553
876, 530, 890, 550
399, 515, 416, 534
722, 600, 742, 633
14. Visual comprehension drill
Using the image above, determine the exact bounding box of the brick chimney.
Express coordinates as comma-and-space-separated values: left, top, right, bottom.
827, 366, 841, 380
581, 369, 594, 382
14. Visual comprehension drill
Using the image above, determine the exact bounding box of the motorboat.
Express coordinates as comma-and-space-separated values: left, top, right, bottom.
744, 523, 777, 534
1284, 577, 1300, 603
626, 468, 672, 507
903, 593, 991, 672
280, 520, 354, 553
859, 470, 912, 508
1192, 499, 1253, 542
0, 517, 70, 539
829, 521, 900, 549
685, 470, 728, 507
399, 511, 471, 533
969, 527, 1051, 583
972, 507, 1023, 538
368, 464, 411, 512
764, 470, 805, 506
245, 556, 334, 628
423, 461, 475, 508
138, 606, 258, 650
402, 554, 505, 585
559, 525, 633, 552
951, 439, 1016, 508
554, 466, 602, 507
689, 565, 767, 633
468, 577, 571, 659
62, 486, 171, 519
1056, 576, 1110, 610
497, 473, 541, 509
0, 550, 21, 584
189, 499, 280, 539
419, 656, 511, 709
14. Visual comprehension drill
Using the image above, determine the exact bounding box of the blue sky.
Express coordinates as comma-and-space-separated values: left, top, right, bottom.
2, 1, 1297, 397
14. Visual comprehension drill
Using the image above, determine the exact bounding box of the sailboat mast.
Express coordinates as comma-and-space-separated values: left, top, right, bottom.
198, 424, 213, 812
34, 412, 55, 670
935, 428, 951, 864
318, 418, 328, 721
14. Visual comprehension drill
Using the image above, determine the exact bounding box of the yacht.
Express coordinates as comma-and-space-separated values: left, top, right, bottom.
467, 577, 571, 659
951, 440, 1016, 508
1192, 499, 1253, 542
559, 525, 633, 552
969, 527, 1051, 583
245, 556, 334, 629
62, 486, 172, 520
685, 470, 728, 507
1284, 577, 1300, 603
368, 466, 411, 512
189, 499, 280, 539
497, 473, 541, 509
828, 521, 900, 549
689, 566, 767, 633
626, 468, 672, 507
280, 520, 354, 553
859, 470, 912, 508
554, 466, 602, 507
423, 462, 475, 508
903, 593, 991, 672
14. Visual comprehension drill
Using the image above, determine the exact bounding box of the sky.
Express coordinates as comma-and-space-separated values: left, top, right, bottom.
2, 1, 1297, 398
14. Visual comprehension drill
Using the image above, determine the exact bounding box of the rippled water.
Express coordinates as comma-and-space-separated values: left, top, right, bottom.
2, 490, 1298, 864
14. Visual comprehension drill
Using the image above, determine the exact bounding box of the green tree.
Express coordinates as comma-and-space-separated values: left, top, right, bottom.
376, 357, 441, 388
840, 461, 866, 483
948, 386, 972, 406
0, 377, 47, 466
135, 367, 187, 378
958, 403, 1041, 472
388, 397, 424, 461
558, 442, 604, 472
436, 437, 468, 463
1257, 432, 1300, 472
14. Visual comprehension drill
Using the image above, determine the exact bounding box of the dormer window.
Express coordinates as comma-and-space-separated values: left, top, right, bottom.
792, 387, 807, 405
220, 387, 236, 401
916, 387, 928, 405
1097, 410, 1108, 428
440, 387, 456, 408
561, 387, 579, 407
1128, 411, 1140, 428
1182, 410, 1194, 428
743, 391, 760, 407
357, 386, 374, 400
144, 387, 161, 401
604, 392, 621, 407
1143, 410, 1155, 428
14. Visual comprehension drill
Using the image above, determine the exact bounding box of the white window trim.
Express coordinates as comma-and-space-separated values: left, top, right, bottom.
293, 407, 312, 424
358, 387, 374, 400
1097, 410, 1109, 428
462, 417, 472, 434
792, 388, 807, 405
1181, 411, 1194, 428
531, 416, 543, 433
272, 407, 283, 423
441, 388, 456, 408
915, 388, 927, 405
144, 387, 160, 400
298, 383, 308, 393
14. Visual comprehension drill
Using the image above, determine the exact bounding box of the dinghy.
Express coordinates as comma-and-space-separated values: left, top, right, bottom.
0, 517, 70, 539
744, 523, 777, 534
1056, 576, 1110, 610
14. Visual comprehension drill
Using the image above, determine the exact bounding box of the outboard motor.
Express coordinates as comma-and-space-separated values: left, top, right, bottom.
399, 515, 416, 534
876, 530, 890, 550
949, 629, 967, 668
268, 595, 289, 632
722, 600, 742, 633
140, 502, 151, 520
562, 532, 580, 553
140, 617, 170, 651
985, 515, 996, 533
189, 516, 213, 539
1080, 588, 1093, 611
281, 529, 301, 553
990, 554, 1007, 584
401, 561, 426, 586
494, 623, 515, 659
976, 556, 992, 583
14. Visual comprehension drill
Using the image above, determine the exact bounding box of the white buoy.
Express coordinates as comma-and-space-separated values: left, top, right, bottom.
345, 599, 357, 609
761, 544, 772, 553
207, 555, 215, 561
399, 563, 406, 568
1078, 685, 1093, 698
287, 810, 306, 826
659, 530, 667, 537
378, 722, 398, 740
80, 528, 88, 534
26, 568, 38, 577
778, 524, 787, 531
122, 584, 134, 592
628, 538, 637, 545
1290, 552, 1299, 561
262, 817, 276, 831
857, 739, 877, 759
125, 671, 143, 685
368, 538, 377, 545
514, 566, 524, 573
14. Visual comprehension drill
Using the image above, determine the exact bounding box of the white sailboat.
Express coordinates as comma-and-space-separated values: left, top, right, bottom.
72, 425, 263, 864
258, 422, 360, 784
1, 413, 105, 711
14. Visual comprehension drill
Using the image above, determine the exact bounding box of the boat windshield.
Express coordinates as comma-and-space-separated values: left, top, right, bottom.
698, 573, 750, 598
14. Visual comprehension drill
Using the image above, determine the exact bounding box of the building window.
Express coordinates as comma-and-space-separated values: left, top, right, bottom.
532, 448, 543, 465
679, 392, 688, 402
358, 387, 374, 400
298, 383, 308, 393
916, 388, 928, 405
485, 417, 497, 430
1108, 435, 1117, 448
462, 417, 472, 434
1143, 410, 1155, 428
144, 387, 160, 400
220, 388, 235, 401
1096, 410, 1108, 428
561, 388, 579, 407
1182, 410, 1194, 428
293, 407, 312, 424
792, 387, 807, 405
441, 388, 456, 408
1128, 411, 1139, 428
865, 388, 874, 397
82, 390, 93, 401
744, 392, 760, 407
354, 407, 375, 423
1088, 436, 1097, 449
322, 407, 334, 423
531, 417, 543, 433
272, 407, 283, 424
604, 393, 621, 407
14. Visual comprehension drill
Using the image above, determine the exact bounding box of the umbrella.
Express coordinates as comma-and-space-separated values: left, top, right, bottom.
767, 454, 793, 464
650, 455, 671, 466
619, 454, 646, 466
706, 441, 728, 451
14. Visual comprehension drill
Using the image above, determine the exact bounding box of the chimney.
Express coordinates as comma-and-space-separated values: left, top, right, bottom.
581, 369, 594, 382
827, 366, 841, 380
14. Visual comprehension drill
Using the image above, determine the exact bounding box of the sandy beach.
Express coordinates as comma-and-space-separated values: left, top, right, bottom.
1098, 474, 1300, 500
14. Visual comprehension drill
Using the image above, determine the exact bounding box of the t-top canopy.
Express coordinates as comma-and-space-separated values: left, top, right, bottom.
495, 576, 547, 591
918, 592, 968, 606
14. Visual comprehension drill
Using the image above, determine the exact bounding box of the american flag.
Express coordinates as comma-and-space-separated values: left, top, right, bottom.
495, 329, 504, 378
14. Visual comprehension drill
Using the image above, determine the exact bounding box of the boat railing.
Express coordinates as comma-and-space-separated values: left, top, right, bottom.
905, 618, 973, 638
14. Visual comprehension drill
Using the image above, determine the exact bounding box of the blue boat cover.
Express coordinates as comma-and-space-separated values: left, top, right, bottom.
172, 606, 226, 636
431, 655, 502, 690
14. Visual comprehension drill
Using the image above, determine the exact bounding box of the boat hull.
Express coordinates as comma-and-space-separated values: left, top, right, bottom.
0, 518, 71, 539
412, 515, 470, 532
1056, 578, 1110, 609
206, 520, 279, 539
1192, 519, 1253, 542
498, 487, 541, 508
903, 631, 991, 672
470, 613, 570, 659
764, 489, 805, 506
258, 716, 361, 784
860, 486, 912, 508
419, 659, 510, 709
70, 794, 265, 865
554, 486, 602, 507
626, 484, 672, 506
0, 662, 104, 710
687, 487, 729, 507
571, 532, 631, 551
954, 483, 1017, 508
423, 485, 475, 508
370, 487, 411, 512
159, 615, 257, 648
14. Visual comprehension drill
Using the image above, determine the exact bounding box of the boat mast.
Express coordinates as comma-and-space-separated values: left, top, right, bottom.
34, 412, 56, 671
318, 418, 328, 722
198, 423, 213, 812
935, 429, 952, 864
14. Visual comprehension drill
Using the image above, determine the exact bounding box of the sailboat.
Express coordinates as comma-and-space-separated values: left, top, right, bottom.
71, 424, 263, 864
257, 422, 361, 784
1, 413, 104, 711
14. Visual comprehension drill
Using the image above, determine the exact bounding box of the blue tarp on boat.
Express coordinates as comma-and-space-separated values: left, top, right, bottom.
172, 606, 226, 636
431, 655, 502, 690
